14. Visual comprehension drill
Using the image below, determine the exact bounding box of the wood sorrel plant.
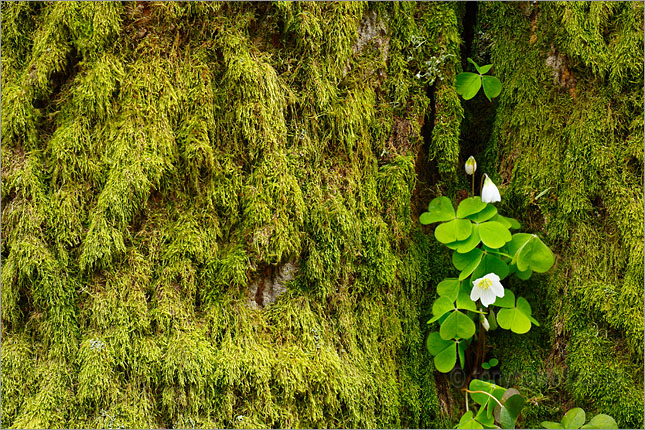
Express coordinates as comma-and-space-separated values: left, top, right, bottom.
422, 157, 555, 375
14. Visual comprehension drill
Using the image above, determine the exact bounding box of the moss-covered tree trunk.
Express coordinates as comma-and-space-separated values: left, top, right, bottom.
1, 2, 642, 429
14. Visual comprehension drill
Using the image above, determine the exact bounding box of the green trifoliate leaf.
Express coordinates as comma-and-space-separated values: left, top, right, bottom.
456, 72, 482, 100
497, 297, 532, 334
561, 408, 586, 429
509, 233, 555, 273
449, 224, 481, 253
478, 221, 512, 248
580, 414, 618, 429
467, 204, 498, 223
440, 310, 476, 340
429, 297, 455, 323
457, 196, 487, 218
482, 75, 502, 101
435, 218, 472, 244
421, 196, 455, 224
542, 422, 564, 429
437, 278, 460, 301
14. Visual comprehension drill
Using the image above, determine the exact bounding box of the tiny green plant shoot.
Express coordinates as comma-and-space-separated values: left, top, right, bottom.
455, 58, 502, 101
481, 358, 498, 370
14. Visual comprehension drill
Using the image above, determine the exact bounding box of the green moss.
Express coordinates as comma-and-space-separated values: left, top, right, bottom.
1, 2, 462, 428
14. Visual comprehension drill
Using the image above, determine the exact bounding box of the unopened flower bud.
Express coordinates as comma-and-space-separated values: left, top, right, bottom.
482, 316, 490, 331
465, 156, 477, 175
481, 174, 501, 203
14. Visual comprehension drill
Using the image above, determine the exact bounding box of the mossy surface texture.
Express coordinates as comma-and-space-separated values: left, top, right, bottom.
1, 2, 642, 429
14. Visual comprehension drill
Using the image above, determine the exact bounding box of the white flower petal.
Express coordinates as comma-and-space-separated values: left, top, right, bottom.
470, 285, 482, 302
480, 288, 497, 307
481, 175, 501, 203
490, 279, 505, 298
486, 273, 500, 283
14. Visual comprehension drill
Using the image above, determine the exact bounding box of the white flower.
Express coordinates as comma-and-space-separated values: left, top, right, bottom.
465, 156, 477, 175
470, 273, 504, 307
481, 174, 501, 203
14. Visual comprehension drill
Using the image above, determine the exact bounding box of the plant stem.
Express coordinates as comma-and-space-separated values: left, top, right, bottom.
471, 174, 475, 197
461, 389, 504, 409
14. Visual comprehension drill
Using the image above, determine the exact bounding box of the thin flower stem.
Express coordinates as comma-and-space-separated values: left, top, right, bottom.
471, 174, 475, 197
461, 389, 504, 409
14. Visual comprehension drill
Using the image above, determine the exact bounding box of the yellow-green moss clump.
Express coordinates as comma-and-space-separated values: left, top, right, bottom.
2, 2, 462, 428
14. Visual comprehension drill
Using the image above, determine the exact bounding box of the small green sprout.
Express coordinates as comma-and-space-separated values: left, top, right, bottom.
456, 58, 502, 101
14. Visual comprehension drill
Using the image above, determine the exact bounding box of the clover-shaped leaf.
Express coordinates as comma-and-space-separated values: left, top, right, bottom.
435, 218, 472, 244
440, 310, 476, 340
467, 204, 498, 223
496, 297, 537, 334
437, 278, 460, 301
456, 72, 482, 100
426, 332, 457, 373
471, 253, 510, 281
457, 196, 488, 218
453, 248, 484, 281
508, 233, 555, 273
456, 58, 502, 101
447, 223, 481, 253
420, 196, 454, 224
478, 221, 512, 249
429, 296, 455, 323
